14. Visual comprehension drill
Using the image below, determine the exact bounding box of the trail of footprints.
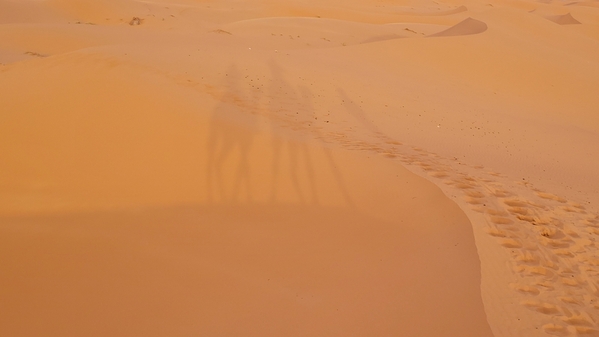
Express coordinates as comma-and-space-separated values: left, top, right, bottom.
472, 190, 599, 335
316, 130, 599, 336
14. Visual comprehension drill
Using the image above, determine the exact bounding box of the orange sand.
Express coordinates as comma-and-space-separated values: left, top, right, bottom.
1, 0, 598, 336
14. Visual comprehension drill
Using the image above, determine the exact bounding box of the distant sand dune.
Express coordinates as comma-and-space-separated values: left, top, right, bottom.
566, 1, 599, 8
222, 17, 432, 49
429, 17, 488, 37
46, 0, 144, 22
395, 5, 468, 16
546, 13, 582, 25
359, 34, 404, 44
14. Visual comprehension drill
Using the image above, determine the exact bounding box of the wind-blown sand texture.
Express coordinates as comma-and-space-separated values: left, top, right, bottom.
1, 0, 598, 336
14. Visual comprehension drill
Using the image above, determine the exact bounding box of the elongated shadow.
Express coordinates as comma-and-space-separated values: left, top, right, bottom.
230, 86, 260, 203
267, 61, 318, 205
206, 65, 258, 204
266, 60, 354, 207
299, 86, 354, 207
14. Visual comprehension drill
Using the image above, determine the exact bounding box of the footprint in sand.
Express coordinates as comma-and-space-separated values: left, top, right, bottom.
542, 323, 568, 336
490, 216, 514, 225
537, 191, 568, 203
486, 227, 508, 237
514, 251, 541, 265
429, 171, 449, 178
573, 326, 599, 336
511, 283, 541, 295
500, 238, 522, 248
521, 300, 561, 315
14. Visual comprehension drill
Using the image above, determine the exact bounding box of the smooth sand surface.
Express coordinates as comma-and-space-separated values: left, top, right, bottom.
1, 0, 598, 336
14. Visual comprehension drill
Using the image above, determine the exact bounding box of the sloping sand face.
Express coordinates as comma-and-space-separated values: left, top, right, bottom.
1, 0, 599, 336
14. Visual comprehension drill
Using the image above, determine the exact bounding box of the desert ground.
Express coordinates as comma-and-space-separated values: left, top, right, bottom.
1, 0, 599, 336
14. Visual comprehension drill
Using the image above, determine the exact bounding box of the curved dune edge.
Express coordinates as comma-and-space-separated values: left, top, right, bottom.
222, 16, 414, 47
395, 5, 468, 16
359, 34, 404, 44
428, 17, 488, 37
545, 13, 582, 25
392, 146, 599, 337
384, 146, 599, 337
221, 17, 441, 49
565, 1, 599, 8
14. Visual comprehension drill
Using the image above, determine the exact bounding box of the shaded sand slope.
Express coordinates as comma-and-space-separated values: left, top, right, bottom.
0, 9, 492, 337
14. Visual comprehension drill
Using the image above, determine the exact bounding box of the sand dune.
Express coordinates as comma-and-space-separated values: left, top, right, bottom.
1, 0, 599, 336
428, 17, 488, 37
567, 1, 599, 9
546, 13, 582, 24
392, 4, 469, 16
